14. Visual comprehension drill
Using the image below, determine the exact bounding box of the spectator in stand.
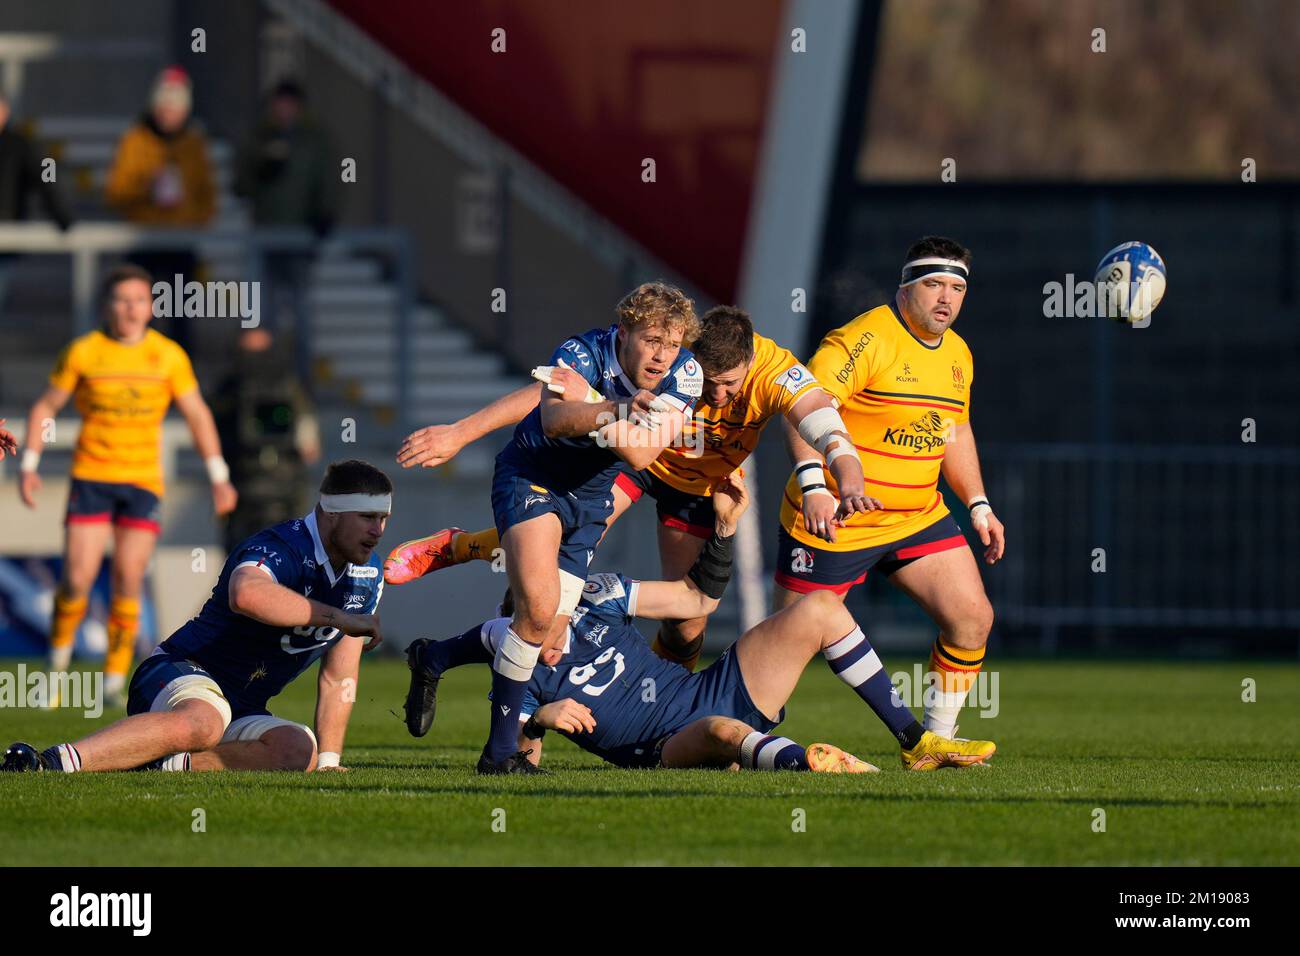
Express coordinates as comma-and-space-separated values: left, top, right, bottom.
105, 67, 216, 349
0, 92, 73, 306
0, 93, 73, 228
234, 79, 338, 343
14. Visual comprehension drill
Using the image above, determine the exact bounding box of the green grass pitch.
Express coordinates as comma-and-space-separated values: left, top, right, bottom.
1, 657, 1297, 865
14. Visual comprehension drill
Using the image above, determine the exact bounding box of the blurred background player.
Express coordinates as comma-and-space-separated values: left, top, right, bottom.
403, 472, 994, 773
388, 305, 877, 671
1, 459, 388, 774
777, 236, 1004, 739
16, 263, 237, 707
213, 325, 322, 552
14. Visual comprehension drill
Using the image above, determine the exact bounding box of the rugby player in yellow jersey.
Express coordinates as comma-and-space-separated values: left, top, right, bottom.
385, 306, 875, 671
777, 236, 1005, 740
17, 264, 237, 707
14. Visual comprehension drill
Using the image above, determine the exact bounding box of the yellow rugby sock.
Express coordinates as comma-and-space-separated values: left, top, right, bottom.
104, 595, 141, 679
49, 593, 88, 671
924, 636, 984, 737
452, 527, 500, 564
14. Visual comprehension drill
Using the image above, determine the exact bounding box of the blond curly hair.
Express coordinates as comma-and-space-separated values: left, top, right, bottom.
615, 281, 700, 346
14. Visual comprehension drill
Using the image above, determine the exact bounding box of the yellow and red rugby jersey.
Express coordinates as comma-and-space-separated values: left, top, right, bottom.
780, 302, 973, 551
49, 328, 199, 497
649, 332, 821, 496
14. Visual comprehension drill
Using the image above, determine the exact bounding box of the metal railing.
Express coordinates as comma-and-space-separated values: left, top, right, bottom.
849, 443, 1300, 651
0, 222, 415, 426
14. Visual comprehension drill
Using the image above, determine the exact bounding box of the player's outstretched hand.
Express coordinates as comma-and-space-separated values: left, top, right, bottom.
212, 481, 238, 516
0, 419, 17, 459
711, 470, 749, 530
19, 470, 41, 509
534, 698, 596, 734
397, 423, 463, 469
835, 490, 883, 523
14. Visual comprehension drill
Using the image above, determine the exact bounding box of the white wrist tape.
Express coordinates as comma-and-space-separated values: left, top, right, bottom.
967, 495, 993, 531
797, 406, 854, 459
204, 455, 230, 485
20, 449, 41, 473
316, 751, 340, 769
794, 459, 833, 500
318, 493, 392, 514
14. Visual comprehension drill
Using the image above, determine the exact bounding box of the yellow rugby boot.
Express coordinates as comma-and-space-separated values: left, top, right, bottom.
383, 527, 465, 585
806, 742, 880, 774
900, 730, 995, 771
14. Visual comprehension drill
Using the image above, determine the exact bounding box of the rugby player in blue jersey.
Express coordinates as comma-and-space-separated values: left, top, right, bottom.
411, 282, 704, 774
2, 460, 390, 774
405, 472, 996, 773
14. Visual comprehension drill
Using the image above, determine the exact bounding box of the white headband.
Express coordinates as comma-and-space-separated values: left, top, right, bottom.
319, 493, 391, 514
900, 257, 970, 287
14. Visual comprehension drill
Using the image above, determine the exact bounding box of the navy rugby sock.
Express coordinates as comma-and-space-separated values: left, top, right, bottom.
483, 626, 541, 763
824, 626, 924, 749
424, 625, 493, 674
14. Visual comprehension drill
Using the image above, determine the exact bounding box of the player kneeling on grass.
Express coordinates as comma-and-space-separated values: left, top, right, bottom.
1, 460, 390, 774
404, 472, 994, 773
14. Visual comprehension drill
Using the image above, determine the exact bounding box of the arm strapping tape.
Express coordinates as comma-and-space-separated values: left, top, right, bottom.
797, 406, 855, 461
687, 530, 735, 600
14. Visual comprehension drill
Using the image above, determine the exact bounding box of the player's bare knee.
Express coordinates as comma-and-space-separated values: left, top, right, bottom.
949, 599, 993, 649
704, 716, 749, 751
263, 726, 316, 771
801, 589, 844, 625
173, 701, 225, 751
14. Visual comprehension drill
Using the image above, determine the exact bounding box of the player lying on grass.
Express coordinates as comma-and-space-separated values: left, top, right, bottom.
404, 472, 994, 774
386, 306, 877, 673
1, 460, 389, 774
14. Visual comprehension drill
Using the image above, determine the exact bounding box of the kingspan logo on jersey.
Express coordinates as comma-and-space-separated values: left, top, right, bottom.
882, 411, 954, 453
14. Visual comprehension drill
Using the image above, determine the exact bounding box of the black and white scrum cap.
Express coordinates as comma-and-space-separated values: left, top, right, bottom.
900, 257, 970, 287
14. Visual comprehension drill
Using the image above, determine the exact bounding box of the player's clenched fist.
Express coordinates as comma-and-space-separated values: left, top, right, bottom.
533, 698, 597, 734
343, 612, 384, 652
548, 364, 591, 402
